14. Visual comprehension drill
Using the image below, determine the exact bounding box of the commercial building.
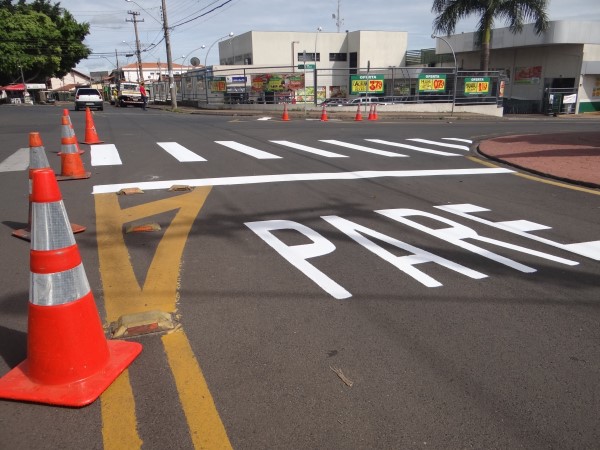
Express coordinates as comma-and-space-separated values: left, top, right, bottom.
434, 20, 600, 113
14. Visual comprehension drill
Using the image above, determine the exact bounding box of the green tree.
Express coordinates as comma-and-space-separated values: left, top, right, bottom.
0, 0, 90, 85
432, 0, 549, 71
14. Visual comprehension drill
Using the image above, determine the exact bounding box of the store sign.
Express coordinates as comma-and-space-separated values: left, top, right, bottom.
210, 77, 226, 92
464, 77, 490, 95
418, 74, 446, 92
350, 75, 384, 94
226, 76, 247, 83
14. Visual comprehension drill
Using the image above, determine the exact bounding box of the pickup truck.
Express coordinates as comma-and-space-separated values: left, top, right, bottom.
117, 82, 144, 107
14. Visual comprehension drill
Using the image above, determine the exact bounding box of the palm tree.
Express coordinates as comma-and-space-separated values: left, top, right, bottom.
432, 0, 549, 71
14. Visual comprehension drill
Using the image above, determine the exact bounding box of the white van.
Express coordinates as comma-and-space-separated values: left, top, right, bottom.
348, 96, 381, 105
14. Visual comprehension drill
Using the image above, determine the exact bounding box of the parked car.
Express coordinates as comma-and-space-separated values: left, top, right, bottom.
74, 87, 103, 111
347, 96, 382, 105
320, 98, 348, 106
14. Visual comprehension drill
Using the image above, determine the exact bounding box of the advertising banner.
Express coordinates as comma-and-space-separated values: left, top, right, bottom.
514, 66, 542, 84
251, 74, 305, 93
418, 74, 446, 92
350, 75, 384, 94
593, 77, 600, 98
464, 77, 490, 95
210, 77, 226, 92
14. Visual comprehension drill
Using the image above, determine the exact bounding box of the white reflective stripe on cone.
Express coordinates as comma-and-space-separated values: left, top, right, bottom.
31, 201, 75, 251
30, 263, 90, 306
30, 146, 50, 169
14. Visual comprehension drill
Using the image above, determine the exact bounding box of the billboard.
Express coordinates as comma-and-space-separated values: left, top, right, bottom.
418, 74, 446, 92
350, 75, 384, 95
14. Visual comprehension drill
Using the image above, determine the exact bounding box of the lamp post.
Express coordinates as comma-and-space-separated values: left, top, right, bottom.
204, 32, 234, 104
204, 32, 234, 67
182, 45, 206, 67
431, 34, 457, 116
313, 27, 322, 105
291, 41, 299, 72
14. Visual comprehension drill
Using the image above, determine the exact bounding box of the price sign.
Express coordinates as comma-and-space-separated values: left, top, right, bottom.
350, 75, 385, 94
418, 74, 446, 92
464, 77, 491, 95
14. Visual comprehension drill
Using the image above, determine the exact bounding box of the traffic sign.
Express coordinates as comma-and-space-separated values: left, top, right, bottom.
298, 64, 316, 70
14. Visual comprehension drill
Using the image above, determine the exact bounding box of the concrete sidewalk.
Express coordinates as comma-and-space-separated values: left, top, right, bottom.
478, 132, 600, 189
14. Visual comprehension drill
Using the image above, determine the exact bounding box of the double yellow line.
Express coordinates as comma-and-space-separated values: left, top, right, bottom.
95, 187, 231, 449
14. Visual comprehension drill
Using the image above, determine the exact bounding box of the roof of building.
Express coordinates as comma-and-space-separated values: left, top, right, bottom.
440, 20, 600, 54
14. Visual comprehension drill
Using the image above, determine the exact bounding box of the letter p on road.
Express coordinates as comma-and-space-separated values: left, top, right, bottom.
245, 220, 352, 300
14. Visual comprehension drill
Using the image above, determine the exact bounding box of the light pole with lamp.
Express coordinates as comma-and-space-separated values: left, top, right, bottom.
291, 41, 299, 72
182, 45, 206, 67
204, 32, 234, 104
431, 34, 457, 116
313, 27, 322, 105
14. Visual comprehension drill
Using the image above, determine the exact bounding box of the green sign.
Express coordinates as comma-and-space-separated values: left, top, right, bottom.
298, 64, 316, 70
418, 74, 446, 92
464, 77, 491, 95
349, 74, 385, 94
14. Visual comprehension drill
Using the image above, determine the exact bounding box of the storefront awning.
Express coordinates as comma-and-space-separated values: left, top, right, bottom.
1, 84, 26, 91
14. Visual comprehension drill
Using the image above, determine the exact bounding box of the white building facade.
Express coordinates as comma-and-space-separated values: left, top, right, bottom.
434, 21, 600, 113
183, 30, 409, 103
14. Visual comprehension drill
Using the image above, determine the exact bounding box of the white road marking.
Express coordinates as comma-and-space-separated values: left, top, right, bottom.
443, 138, 473, 144
319, 140, 407, 157
215, 141, 281, 159
91, 144, 122, 166
365, 139, 460, 156
270, 140, 347, 158
92, 167, 513, 194
157, 142, 206, 162
0, 148, 29, 172
407, 138, 470, 151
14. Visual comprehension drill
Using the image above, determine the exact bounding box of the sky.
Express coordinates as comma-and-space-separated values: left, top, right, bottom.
53, 0, 600, 75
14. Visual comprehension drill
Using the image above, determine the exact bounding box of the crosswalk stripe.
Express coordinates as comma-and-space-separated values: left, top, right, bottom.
91, 144, 122, 166
0, 148, 29, 172
365, 139, 460, 156
319, 140, 407, 157
215, 141, 281, 159
407, 138, 470, 151
157, 142, 207, 162
443, 138, 473, 144
270, 140, 347, 158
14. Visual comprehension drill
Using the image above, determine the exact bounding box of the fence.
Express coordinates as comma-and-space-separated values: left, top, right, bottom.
147, 65, 503, 109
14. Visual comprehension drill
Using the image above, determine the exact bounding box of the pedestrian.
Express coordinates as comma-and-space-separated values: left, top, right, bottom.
140, 82, 147, 111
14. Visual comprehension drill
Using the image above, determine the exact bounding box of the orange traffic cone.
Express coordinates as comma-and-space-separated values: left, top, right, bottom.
354, 104, 363, 121
320, 104, 328, 122
0, 168, 142, 407
82, 107, 104, 145
12, 132, 85, 241
57, 116, 91, 181
282, 103, 290, 121
63, 109, 84, 154
368, 104, 375, 120
373, 103, 379, 121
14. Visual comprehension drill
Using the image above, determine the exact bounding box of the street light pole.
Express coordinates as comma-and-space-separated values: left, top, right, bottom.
291, 41, 299, 73
432, 34, 457, 116
314, 27, 322, 105
203, 32, 234, 104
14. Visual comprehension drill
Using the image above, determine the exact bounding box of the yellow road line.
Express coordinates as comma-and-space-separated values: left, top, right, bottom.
467, 156, 600, 196
97, 187, 231, 448
102, 370, 143, 450
163, 330, 233, 449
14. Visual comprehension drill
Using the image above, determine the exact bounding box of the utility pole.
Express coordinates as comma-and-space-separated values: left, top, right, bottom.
161, 0, 177, 110
332, 0, 343, 32
126, 11, 144, 83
